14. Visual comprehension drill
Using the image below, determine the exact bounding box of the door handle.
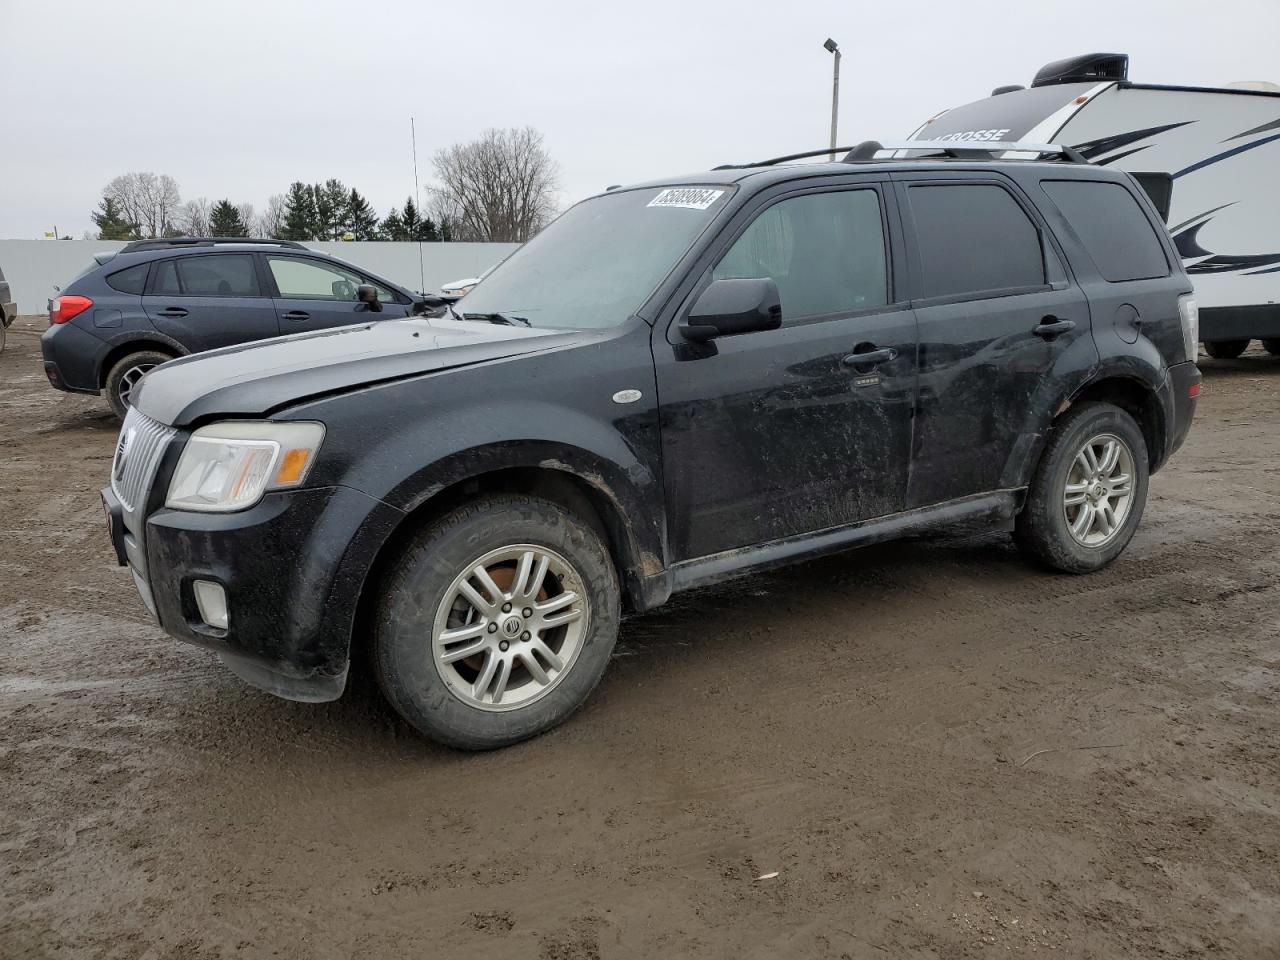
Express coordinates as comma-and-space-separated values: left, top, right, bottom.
283, 310, 311, 322
1033, 317, 1076, 339
842, 346, 898, 368
156, 307, 188, 318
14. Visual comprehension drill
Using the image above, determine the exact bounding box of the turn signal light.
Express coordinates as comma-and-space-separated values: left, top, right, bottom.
273, 448, 311, 486
50, 295, 93, 324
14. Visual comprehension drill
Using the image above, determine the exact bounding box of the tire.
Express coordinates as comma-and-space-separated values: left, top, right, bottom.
1263, 338, 1280, 357
1203, 339, 1249, 360
0, 321, 6, 354
104, 350, 170, 419
373, 494, 620, 750
1015, 401, 1150, 574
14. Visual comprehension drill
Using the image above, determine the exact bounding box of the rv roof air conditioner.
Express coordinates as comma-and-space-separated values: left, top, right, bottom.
1032, 53, 1129, 88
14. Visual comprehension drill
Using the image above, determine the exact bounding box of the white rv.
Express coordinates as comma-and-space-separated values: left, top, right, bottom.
909, 53, 1280, 359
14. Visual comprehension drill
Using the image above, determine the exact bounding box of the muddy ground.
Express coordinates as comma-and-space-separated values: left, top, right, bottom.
1, 315, 1278, 959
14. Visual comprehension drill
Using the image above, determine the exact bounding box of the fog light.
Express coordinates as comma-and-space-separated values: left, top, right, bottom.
193, 579, 229, 630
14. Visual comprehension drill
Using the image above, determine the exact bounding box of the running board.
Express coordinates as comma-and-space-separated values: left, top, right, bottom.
669, 490, 1024, 593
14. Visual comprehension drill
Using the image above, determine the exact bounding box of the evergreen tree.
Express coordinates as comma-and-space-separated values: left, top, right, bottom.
347, 188, 379, 240
91, 195, 136, 240
209, 199, 248, 236
379, 206, 407, 241
402, 196, 424, 239
415, 215, 440, 242
281, 182, 317, 240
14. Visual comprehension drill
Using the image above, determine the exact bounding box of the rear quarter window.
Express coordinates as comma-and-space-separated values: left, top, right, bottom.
1040, 180, 1169, 282
106, 263, 149, 295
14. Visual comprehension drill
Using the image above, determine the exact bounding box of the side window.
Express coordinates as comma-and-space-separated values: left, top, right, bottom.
151, 255, 261, 297
907, 183, 1045, 299
267, 257, 394, 302
1041, 180, 1170, 282
106, 263, 149, 295
712, 189, 888, 321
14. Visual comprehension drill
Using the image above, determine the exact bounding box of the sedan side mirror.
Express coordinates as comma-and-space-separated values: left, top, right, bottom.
679, 278, 782, 342
357, 284, 383, 312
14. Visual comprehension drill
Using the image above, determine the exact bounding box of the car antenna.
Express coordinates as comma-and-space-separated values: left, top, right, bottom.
411, 116, 426, 295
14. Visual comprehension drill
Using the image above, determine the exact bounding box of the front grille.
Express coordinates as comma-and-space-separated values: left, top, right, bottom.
110, 408, 178, 513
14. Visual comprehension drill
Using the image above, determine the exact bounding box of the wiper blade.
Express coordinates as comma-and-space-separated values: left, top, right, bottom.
462, 311, 532, 328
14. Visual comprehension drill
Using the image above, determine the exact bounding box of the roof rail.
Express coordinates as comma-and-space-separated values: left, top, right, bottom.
842, 140, 1088, 163
119, 237, 309, 254
715, 140, 1087, 170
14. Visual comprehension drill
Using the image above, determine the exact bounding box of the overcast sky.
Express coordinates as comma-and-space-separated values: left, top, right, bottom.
2, 0, 1277, 239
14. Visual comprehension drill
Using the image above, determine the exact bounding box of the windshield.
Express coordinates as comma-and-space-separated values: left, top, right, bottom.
458, 185, 732, 329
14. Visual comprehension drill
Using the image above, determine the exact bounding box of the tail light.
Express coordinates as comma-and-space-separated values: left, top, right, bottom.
1177, 295, 1199, 363
50, 295, 93, 324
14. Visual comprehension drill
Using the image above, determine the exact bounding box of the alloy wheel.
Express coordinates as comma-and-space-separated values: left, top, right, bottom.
431, 544, 590, 712
116, 363, 156, 408
1062, 433, 1136, 547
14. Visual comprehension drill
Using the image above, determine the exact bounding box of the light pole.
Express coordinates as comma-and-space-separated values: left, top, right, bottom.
824, 38, 841, 159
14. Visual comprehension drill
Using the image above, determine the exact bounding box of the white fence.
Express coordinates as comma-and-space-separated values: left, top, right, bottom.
0, 240, 521, 314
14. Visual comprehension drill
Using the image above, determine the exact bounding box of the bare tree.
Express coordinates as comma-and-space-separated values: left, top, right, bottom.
105, 172, 182, 238
237, 202, 258, 237
431, 127, 559, 242
258, 194, 286, 238
176, 197, 212, 237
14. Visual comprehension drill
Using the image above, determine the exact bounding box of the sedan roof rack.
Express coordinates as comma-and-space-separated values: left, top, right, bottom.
715, 140, 1087, 169
119, 237, 309, 254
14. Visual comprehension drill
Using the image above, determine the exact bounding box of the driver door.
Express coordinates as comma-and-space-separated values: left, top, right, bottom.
654, 183, 918, 561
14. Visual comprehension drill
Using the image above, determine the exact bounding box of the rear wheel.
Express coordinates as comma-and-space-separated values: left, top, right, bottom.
373, 494, 620, 749
104, 350, 170, 419
1015, 402, 1149, 573
1262, 338, 1280, 357
1203, 339, 1249, 360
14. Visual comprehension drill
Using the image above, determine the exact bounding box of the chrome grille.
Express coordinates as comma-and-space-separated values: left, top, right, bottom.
110, 408, 177, 513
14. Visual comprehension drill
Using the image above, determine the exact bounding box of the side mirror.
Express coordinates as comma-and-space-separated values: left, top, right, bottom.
357, 284, 382, 312
680, 278, 782, 342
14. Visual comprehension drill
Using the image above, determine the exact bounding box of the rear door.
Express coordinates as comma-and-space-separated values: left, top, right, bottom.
263, 255, 410, 333
142, 254, 280, 351
894, 173, 1096, 508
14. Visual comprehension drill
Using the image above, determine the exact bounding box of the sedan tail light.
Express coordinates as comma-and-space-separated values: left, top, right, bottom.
50, 295, 93, 324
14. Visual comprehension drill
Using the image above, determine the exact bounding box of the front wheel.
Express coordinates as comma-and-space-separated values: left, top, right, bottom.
1015, 402, 1150, 573
1203, 339, 1249, 360
373, 494, 620, 749
1262, 338, 1280, 357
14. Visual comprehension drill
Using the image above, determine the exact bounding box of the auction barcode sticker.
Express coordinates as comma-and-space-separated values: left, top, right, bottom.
647, 187, 725, 210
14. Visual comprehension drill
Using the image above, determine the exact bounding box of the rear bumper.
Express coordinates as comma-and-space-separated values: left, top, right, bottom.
1160, 360, 1200, 466
41, 322, 104, 394
104, 482, 404, 702
1, 301, 15, 327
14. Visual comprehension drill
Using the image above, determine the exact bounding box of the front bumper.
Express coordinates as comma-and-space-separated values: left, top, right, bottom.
103, 482, 404, 701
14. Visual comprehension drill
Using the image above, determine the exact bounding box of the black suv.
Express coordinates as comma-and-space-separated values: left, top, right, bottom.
101, 141, 1201, 749
41, 238, 425, 418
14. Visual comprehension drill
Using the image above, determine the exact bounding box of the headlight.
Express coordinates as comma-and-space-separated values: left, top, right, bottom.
1178, 294, 1199, 362
166, 421, 325, 512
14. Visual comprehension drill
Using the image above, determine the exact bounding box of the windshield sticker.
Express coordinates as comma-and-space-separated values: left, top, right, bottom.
647, 188, 725, 210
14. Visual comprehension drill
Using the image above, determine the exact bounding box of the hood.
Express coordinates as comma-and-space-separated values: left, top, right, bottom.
133, 317, 587, 426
